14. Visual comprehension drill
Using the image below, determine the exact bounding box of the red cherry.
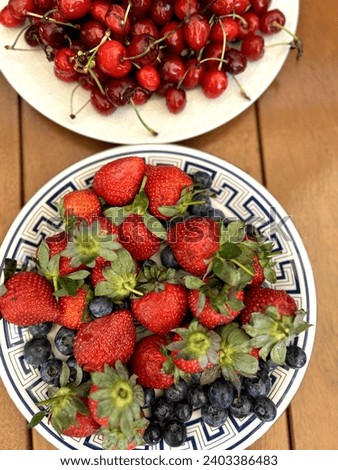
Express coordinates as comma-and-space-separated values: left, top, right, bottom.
130, 18, 159, 39
126, 33, 160, 66
8, 0, 35, 20
181, 58, 205, 90
161, 21, 186, 55
200, 69, 228, 99
184, 14, 211, 51
32, 0, 54, 12
174, 0, 199, 20
90, 0, 111, 24
97, 40, 132, 78
241, 33, 265, 60
54, 47, 79, 82
202, 42, 224, 69
136, 64, 161, 92
131, 87, 151, 105
39, 22, 67, 49
259, 9, 286, 35
57, 0, 91, 20
78, 66, 108, 90
150, 0, 174, 26
210, 17, 239, 43
251, 0, 271, 16
237, 12, 260, 39
233, 0, 250, 15
224, 48, 247, 74
160, 54, 186, 84
210, 0, 234, 16
0, 5, 25, 27
24, 24, 40, 46
105, 77, 136, 107
91, 87, 117, 115
122, 0, 151, 19
105, 4, 131, 37
80, 19, 105, 49
165, 86, 186, 114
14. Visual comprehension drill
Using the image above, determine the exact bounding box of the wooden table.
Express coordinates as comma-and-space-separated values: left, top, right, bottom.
0, 1, 337, 451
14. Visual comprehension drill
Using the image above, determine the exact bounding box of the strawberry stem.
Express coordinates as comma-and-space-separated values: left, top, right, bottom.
231, 259, 254, 276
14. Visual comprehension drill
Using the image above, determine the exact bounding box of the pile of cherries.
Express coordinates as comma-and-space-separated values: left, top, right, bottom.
0, 0, 296, 129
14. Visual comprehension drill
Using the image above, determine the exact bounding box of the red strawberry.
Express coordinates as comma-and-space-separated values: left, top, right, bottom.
62, 402, 100, 438
250, 255, 265, 286
92, 156, 145, 206
167, 217, 220, 277
88, 384, 109, 427
144, 165, 193, 220
117, 213, 162, 262
241, 286, 298, 324
44, 231, 87, 277
189, 289, 245, 329
0, 272, 60, 326
73, 309, 136, 372
129, 334, 175, 389
131, 283, 188, 335
58, 287, 91, 330
62, 188, 102, 221
90, 259, 111, 288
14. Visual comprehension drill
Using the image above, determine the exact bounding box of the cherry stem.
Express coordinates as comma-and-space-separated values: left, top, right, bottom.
231, 75, 250, 100
70, 92, 91, 119
268, 21, 304, 60
123, 2, 131, 28
129, 98, 158, 136
218, 17, 227, 72
5, 24, 30, 50
225, 12, 248, 26
26, 11, 80, 29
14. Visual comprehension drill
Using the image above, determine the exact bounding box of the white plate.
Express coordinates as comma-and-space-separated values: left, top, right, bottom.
0, 144, 316, 450
0, 0, 299, 143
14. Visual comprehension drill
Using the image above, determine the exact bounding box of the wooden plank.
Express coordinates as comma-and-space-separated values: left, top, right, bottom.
0, 75, 31, 450
257, 0, 338, 450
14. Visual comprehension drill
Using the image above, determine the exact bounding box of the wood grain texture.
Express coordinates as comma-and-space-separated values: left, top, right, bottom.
257, 0, 338, 450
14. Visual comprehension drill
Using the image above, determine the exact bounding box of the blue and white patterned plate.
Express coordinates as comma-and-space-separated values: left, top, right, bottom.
0, 145, 316, 450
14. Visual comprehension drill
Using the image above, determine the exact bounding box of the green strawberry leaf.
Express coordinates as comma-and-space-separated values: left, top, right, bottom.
183, 275, 206, 290
26, 410, 47, 429
142, 213, 167, 240
220, 221, 246, 244
3, 258, 17, 283
218, 242, 242, 259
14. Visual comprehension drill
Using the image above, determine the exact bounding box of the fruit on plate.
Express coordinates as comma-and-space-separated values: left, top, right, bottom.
0, 1, 303, 135
0, 156, 312, 449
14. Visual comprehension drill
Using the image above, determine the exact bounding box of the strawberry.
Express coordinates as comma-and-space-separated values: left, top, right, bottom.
240, 286, 298, 324
131, 282, 188, 335
167, 217, 220, 277
90, 258, 111, 288
27, 379, 99, 438
61, 188, 102, 221
189, 288, 244, 329
241, 286, 312, 366
144, 165, 193, 220
58, 286, 91, 330
166, 320, 221, 374
117, 213, 162, 262
88, 362, 148, 450
92, 156, 145, 206
0, 271, 60, 326
44, 231, 87, 278
73, 309, 136, 372
129, 334, 175, 389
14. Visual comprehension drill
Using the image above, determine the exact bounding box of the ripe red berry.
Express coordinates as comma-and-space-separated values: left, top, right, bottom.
0, 5, 25, 27
165, 86, 187, 114
57, 0, 91, 20
136, 64, 161, 92
200, 69, 228, 99
184, 14, 210, 51
241, 33, 265, 61
91, 87, 117, 115
54, 47, 79, 82
259, 9, 286, 35
97, 40, 132, 78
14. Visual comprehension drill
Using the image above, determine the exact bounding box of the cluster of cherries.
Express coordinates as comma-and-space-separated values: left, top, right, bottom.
0, 0, 299, 132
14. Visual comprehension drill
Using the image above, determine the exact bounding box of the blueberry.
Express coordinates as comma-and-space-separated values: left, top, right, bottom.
160, 245, 181, 269
201, 403, 228, 427
163, 379, 188, 403
163, 419, 187, 447
285, 345, 307, 369
253, 397, 277, 422
259, 357, 279, 374
186, 384, 208, 410
207, 379, 234, 410
23, 337, 51, 367
89, 296, 114, 318
54, 326, 76, 356
243, 370, 271, 399
192, 171, 212, 189
142, 388, 156, 409
189, 194, 212, 217
28, 322, 53, 338
151, 397, 175, 425
40, 358, 63, 386
143, 421, 163, 446
174, 401, 193, 422
229, 392, 253, 419
66, 356, 87, 383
